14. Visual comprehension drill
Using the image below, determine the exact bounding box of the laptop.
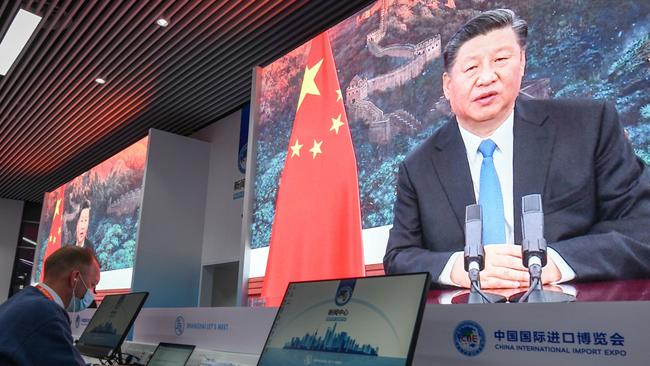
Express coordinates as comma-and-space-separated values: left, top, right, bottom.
146, 342, 196, 366
257, 273, 430, 366
76, 292, 149, 360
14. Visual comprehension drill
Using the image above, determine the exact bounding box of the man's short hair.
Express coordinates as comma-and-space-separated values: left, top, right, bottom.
43, 246, 97, 279
443, 8, 528, 72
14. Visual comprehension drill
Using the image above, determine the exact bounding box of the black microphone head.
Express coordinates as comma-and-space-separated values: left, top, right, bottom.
465, 204, 481, 222
521, 194, 544, 240
522, 194, 542, 213
521, 194, 547, 268
464, 204, 484, 271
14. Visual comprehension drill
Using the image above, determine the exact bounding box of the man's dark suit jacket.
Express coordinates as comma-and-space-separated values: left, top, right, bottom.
0, 286, 86, 365
384, 98, 650, 285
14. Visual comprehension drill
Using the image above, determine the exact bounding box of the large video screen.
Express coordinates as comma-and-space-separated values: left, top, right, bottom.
34, 137, 148, 290
250, 0, 650, 276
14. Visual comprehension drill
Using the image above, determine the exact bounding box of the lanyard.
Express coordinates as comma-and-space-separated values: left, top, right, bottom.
35, 284, 56, 302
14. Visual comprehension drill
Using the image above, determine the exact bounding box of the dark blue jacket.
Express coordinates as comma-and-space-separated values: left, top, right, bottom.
0, 286, 86, 365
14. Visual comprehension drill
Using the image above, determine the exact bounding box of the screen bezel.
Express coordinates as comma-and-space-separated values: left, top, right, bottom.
76, 291, 149, 358
147, 342, 196, 366
256, 272, 431, 366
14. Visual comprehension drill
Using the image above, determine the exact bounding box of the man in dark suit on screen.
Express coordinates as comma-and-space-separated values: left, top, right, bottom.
383, 9, 650, 289
0, 246, 100, 365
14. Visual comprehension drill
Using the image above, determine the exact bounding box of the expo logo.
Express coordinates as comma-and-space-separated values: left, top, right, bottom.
175, 316, 185, 336
454, 320, 486, 357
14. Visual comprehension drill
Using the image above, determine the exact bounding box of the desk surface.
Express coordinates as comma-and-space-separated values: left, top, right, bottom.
426, 279, 650, 304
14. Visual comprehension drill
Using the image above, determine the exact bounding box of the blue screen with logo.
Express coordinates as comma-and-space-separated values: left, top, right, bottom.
257, 274, 429, 366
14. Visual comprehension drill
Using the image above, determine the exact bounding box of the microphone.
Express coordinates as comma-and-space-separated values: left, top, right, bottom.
464, 203, 484, 284
521, 194, 546, 285
454, 204, 505, 304
513, 194, 575, 303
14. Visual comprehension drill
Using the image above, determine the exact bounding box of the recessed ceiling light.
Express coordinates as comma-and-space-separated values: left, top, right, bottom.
156, 18, 169, 27
95, 78, 106, 84
0, 9, 42, 76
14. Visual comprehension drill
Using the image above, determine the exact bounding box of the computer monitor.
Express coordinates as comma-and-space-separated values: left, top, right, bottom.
257, 273, 430, 366
76, 291, 149, 359
146, 342, 195, 366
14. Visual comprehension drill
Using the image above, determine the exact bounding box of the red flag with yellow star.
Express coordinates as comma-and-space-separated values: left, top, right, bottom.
41, 187, 65, 281
261, 31, 365, 306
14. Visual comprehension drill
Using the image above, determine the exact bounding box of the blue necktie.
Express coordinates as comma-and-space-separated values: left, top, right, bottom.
478, 139, 505, 244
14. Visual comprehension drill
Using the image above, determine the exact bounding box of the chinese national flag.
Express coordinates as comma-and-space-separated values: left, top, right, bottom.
41, 187, 65, 281
261, 31, 365, 306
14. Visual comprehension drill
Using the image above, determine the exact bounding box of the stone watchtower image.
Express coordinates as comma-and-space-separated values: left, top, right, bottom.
344, 0, 441, 144
346, 75, 368, 105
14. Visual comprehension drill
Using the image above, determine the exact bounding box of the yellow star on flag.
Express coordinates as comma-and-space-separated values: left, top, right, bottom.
297, 59, 323, 111
336, 89, 342, 101
309, 140, 323, 159
330, 114, 345, 134
290, 139, 303, 157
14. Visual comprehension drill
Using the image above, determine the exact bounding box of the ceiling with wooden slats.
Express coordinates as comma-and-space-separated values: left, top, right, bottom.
0, 0, 373, 202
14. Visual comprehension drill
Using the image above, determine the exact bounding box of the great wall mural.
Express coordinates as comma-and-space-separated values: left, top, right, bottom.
346, 0, 439, 144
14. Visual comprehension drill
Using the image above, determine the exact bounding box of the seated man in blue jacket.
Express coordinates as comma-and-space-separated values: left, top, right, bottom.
0, 246, 100, 366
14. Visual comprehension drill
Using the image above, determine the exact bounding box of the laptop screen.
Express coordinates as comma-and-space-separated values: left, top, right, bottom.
257, 273, 430, 366
76, 292, 148, 358
147, 343, 195, 366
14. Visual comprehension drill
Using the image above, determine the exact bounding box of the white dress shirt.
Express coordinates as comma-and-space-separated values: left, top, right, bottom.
437, 111, 576, 286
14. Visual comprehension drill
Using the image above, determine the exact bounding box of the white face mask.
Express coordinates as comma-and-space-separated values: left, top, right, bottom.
66, 274, 94, 312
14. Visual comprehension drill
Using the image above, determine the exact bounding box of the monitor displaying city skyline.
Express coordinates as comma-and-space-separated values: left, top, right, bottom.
257, 274, 428, 366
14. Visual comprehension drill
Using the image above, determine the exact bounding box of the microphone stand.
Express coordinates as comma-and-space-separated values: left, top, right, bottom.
511, 195, 575, 303
453, 204, 506, 304
510, 261, 576, 303
466, 262, 507, 304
